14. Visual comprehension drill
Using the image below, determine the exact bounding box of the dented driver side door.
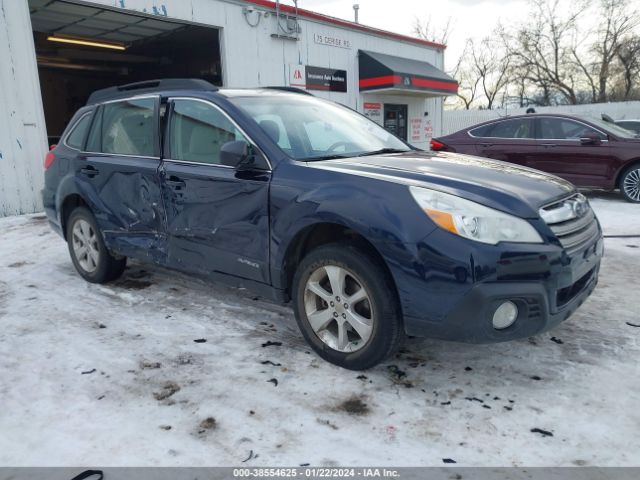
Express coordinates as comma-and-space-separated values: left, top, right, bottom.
159, 97, 271, 284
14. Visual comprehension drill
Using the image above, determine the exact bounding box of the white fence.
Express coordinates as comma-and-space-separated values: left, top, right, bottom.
442, 101, 640, 136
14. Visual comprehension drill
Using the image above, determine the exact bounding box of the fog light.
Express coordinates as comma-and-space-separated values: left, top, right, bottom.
492, 301, 518, 330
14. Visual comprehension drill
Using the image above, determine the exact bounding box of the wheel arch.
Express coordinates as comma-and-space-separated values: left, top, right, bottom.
59, 193, 89, 240
279, 221, 400, 309
615, 159, 640, 189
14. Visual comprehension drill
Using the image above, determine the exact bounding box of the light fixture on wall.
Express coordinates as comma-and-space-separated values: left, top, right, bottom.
47, 35, 126, 51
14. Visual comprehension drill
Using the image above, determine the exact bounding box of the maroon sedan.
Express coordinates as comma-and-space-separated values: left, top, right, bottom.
432, 114, 640, 202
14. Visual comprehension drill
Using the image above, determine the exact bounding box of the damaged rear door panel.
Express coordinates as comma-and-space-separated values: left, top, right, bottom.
81, 96, 166, 263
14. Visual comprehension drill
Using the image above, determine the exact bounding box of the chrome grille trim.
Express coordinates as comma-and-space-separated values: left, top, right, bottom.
539, 193, 589, 223
548, 209, 595, 237
541, 193, 599, 253
558, 220, 600, 251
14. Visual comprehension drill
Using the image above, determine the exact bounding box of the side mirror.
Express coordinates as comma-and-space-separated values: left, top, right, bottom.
580, 133, 602, 146
220, 140, 251, 168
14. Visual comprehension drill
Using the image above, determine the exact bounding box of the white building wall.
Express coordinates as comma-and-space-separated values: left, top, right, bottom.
0, 0, 48, 217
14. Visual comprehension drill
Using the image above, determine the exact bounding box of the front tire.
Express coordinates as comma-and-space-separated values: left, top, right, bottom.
620, 165, 640, 203
66, 206, 126, 283
292, 243, 403, 370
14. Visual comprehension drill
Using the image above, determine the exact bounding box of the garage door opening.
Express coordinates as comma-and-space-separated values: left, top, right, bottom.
29, 0, 222, 144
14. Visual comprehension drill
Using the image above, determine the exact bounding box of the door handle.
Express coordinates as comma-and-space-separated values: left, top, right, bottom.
166, 176, 186, 190
542, 143, 557, 148
481, 143, 494, 148
80, 166, 99, 177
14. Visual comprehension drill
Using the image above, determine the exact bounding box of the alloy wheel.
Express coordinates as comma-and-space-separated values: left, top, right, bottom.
303, 265, 374, 353
71, 219, 100, 273
623, 168, 640, 201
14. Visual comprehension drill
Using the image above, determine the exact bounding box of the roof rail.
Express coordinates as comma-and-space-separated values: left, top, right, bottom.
86, 78, 218, 105
264, 86, 314, 96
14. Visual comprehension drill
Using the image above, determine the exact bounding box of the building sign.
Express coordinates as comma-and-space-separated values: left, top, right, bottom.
314, 33, 352, 49
363, 102, 382, 121
289, 64, 307, 89
289, 65, 347, 92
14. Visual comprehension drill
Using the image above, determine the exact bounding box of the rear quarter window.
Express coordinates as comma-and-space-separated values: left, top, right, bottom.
469, 124, 492, 137
65, 113, 93, 150
469, 119, 534, 139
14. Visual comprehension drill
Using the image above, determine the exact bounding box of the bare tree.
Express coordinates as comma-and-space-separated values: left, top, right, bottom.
615, 35, 640, 100
468, 36, 512, 109
506, 62, 534, 107
444, 0, 640, 109
572, 0, 640, 103
449, 40, 481, 110
413, 16, 453, 45
506, 0, 585, 105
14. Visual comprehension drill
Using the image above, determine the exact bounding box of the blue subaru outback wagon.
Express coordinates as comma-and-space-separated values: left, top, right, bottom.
43, 79, 603, 369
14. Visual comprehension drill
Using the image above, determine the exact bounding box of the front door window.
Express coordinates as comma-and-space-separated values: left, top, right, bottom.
169, 99, 248, 164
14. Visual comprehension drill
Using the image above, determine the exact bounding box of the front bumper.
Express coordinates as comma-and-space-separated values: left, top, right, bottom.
392, 226, 603, 343
406, 264, 599, 342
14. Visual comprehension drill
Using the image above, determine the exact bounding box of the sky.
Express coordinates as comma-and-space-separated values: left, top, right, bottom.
298, 0, 530, 68
297, 0, 640, 70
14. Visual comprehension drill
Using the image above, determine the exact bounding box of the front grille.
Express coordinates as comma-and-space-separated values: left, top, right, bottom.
540, 194, 600, 253
556, 268, 595, 307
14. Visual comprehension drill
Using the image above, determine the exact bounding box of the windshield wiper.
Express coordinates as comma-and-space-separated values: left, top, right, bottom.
302, 154, 351, 161
356, 148, 410, 157
302, 148, 410, 161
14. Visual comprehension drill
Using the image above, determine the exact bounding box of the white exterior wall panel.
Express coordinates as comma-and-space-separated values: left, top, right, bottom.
0, 0, 48, 217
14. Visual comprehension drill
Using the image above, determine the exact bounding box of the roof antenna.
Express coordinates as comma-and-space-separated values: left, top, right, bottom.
353, 4, 360, 23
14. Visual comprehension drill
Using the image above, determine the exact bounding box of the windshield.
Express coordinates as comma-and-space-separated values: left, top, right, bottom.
229, 94, 412, 160
580, 116, 638, 139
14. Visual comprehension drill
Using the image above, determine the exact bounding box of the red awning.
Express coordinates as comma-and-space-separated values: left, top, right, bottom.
359, 50, 458, 96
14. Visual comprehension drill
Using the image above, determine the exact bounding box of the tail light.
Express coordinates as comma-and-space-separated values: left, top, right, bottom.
44, 145, 57, 170
430, 139, 449, 151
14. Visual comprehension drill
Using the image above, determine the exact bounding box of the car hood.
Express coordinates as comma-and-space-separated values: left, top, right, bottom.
306, 151, 576, 218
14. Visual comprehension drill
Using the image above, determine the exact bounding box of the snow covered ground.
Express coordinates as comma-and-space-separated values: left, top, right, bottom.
0, 193, 638, 467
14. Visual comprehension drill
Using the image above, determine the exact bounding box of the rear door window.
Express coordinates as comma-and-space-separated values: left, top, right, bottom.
538, 118, 605, 140
86, 98, 157, 156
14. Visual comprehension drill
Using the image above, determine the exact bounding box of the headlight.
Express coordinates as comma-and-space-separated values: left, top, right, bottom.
409, 186, 543, 245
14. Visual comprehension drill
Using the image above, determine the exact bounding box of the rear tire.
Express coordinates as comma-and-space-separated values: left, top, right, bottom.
292, 243, 403, 370
620, 165, 640, 203
66, 206, 126, 283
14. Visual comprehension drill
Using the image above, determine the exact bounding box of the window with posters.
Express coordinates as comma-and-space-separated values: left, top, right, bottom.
363, 102, 382, 122
410, 118, 423, 143
424, 119, 434, 143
